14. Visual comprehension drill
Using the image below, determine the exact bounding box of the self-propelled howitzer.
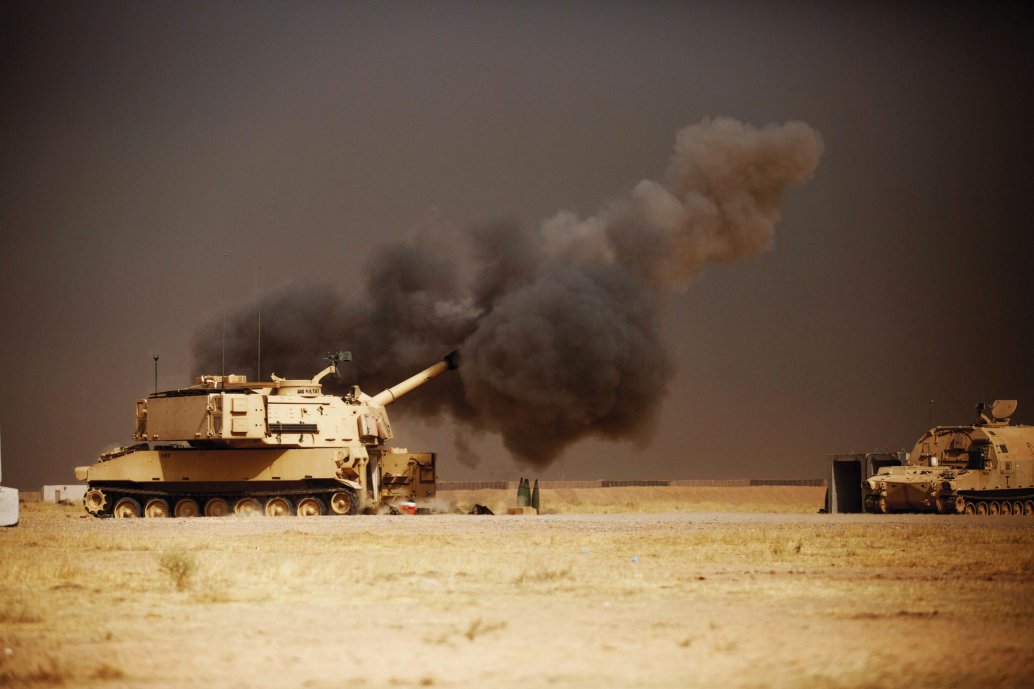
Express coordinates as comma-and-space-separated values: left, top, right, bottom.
76, 352, 459, 518
861, 400, 1034, 515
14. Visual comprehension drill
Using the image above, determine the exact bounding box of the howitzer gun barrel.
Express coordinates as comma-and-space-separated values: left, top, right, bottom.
370, 351, 459, 407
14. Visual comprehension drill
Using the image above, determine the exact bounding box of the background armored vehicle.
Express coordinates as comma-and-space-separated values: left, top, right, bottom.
76, 352, 457, 518
859, 400, 1034, 514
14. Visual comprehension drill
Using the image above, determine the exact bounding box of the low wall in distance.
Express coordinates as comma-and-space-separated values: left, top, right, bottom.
437, 478, 827, 491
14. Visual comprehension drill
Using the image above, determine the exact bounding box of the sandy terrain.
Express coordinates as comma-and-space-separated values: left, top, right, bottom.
439, 485, 827, 515
2, 491, 1032, 689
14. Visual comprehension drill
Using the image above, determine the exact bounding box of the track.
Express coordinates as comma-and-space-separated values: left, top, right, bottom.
82, 483, 360, 518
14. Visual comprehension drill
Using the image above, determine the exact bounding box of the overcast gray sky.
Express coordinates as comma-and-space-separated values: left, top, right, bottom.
2, 2, 1031, 489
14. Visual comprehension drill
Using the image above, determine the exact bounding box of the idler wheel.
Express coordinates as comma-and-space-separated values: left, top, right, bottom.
233, 497, 262, 517
173, 498, 200, 518
296, 496, 324, 517
113, 497, 142, 519
144, 498, 170, 518
264, 497, 292, 517
203, 498, 231, 517
330, 491, 356, 515
83, 488, 109, 516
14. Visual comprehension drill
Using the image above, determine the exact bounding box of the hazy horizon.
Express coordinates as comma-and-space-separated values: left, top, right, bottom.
2, 2, 1031, 489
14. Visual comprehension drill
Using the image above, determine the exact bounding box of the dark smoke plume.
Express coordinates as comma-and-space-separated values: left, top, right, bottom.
194, 118, 822, 466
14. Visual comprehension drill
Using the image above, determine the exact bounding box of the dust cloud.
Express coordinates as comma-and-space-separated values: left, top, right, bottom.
194, 118, 823, 467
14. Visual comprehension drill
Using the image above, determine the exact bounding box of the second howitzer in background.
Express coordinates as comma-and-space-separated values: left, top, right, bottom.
862, 400, 1034, 515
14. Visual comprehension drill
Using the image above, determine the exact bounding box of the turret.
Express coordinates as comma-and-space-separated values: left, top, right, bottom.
131, 351, 459, 448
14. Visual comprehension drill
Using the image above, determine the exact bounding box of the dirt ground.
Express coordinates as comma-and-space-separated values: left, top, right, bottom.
2, 491, 1033, 689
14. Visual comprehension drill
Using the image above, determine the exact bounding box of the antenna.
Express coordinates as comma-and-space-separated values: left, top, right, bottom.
256, 279, 262, 382
221, 251, 228, 377
928, 399, 934, 428
153, 354, 159, 395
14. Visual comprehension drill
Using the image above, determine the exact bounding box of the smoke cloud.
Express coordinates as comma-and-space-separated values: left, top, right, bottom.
194, 117, 822, 467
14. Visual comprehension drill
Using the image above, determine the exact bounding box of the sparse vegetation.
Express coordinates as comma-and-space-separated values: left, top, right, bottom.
439, 486, 826, 515
463, 617, 507, 641
91, 662, 126, 680
0, 649, 125, 686
513, 566, 574, 586
0, 653, 70, 685
1, 499, 1031, 688
159, 549, 197, 591
0, 596, 41, 624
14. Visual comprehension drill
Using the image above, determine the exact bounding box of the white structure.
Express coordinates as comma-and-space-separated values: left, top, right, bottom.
0, 488, 16, 526
0, 426, 18, 527
43, 484, 87, 504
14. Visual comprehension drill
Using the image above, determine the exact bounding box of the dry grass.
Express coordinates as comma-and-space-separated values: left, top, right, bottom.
158, 549, 197, 591
0, 648, 125, 686
438, 485, 826, 515
1, 500, 1032, 688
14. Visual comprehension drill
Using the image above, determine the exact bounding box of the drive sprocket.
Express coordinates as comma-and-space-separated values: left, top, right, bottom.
83, 488, 109, 516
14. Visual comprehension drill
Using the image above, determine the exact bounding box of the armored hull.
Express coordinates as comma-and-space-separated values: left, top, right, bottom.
79, 445, 435, 517
77, 352, 455, 518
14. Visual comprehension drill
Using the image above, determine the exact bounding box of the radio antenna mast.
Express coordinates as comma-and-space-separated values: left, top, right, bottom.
221, 251, 227, 377
257, 271, 262, 382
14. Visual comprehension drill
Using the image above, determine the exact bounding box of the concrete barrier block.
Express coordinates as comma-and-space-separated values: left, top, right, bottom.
0, 486, 19, 527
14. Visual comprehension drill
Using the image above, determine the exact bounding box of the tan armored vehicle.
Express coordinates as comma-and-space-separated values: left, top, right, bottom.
862, 400, 1034, 515
75, 352, 458, 518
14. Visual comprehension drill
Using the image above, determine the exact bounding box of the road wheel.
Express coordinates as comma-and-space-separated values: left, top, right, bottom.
296, 496, 324, 517
935, 496, 962, 514
988, 501, 1001, 516
264, 497, 292, 517
83, 488, 109, 516
963, 500, 976, 515
330, 491, 356, 515
144, 498, 170, 518
1024, 501, 1034, 517
1011, 501, 1023, 516
173, 498, 200, 518
113, 497, 142, 519
204, 498, 231, 517
976, 502, 988, 515
234, 497, 262, 517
